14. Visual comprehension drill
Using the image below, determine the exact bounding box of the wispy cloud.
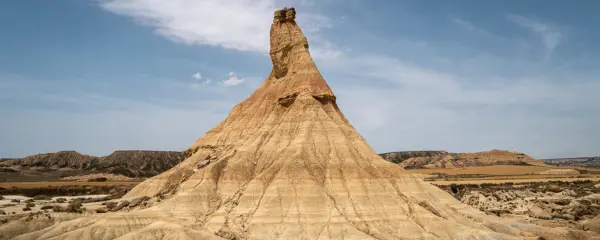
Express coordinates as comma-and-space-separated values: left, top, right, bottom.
190, 72, 212, 88
507, 14, 562, 54
190, 79, 211, 89
98, 0, 341, 57
320, 49, 600, 158
191, 72, 202, 80
451, 18, 479, 32
222, 72, 244, 86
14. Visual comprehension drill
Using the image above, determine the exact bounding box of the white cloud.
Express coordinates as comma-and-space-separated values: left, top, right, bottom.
98, 0, 339, 57
190, 78, 212, 89
191, 72, 202, 80
507, 14, 562, 53
222, 72, 244, 86
451, 18, 497, 38
451, 18, 478, 31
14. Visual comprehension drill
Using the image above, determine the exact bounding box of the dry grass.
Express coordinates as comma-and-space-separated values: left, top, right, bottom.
0, 181, 141, 189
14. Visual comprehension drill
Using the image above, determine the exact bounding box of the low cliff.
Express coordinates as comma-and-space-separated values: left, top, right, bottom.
379, 151, 447, 164
379, 149, 545, 169
543, 157, 600, 168
1, 150, 184, 179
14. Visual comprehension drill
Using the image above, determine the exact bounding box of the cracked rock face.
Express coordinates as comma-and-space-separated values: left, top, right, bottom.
8, 7, 600, 240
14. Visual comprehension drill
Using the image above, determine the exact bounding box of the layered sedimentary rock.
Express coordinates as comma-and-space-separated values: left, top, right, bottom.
396, 149, 544, 169
4, 151, 97, 169
97, 150, 183, 177
10, 8, 600, 240
0, 150, 183, 179
379, 151, 446, 164
543, 156, 600, 168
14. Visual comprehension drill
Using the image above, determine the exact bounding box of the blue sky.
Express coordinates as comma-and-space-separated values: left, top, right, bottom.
1, 0, 599, 159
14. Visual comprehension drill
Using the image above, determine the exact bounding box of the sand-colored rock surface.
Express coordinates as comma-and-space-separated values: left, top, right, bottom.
8, 8, 600, 240
584, 215, 600, 234
399, 149, 545, 169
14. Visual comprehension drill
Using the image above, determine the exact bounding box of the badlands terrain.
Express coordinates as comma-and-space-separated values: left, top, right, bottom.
1, 7, 600, 240
0, 150, 183, 182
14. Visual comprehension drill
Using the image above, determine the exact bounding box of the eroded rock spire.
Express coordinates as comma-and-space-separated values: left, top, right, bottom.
270, 7, 309, 79
7, 8, 600, 240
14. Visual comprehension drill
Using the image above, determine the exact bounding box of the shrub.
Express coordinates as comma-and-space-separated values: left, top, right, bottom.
10, 199, 20, 203
24, 199, 34, 203
52, 202, 83, 213
22, 207, 31, 211
52, 205, 63, 212
111, 201, 129, 211
88, 177, 108, 182
55, 198, 67, 203
25, 202, 35, 208
71, 197, 85, 203
104, 201, 117, 209
40, 205, 54, 210
65, 202, 83, 213
96, 208, 108, 213
33, 195, 51, 200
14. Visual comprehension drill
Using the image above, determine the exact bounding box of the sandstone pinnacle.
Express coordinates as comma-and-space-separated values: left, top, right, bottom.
8, 8, 600, 240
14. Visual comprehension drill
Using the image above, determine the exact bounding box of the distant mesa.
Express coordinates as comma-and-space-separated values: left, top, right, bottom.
380, 149, 545, 169
0, 150, 183, 181
543, 156, 600, 168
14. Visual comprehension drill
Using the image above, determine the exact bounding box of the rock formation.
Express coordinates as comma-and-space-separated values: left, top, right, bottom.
4, 151, 97, 169
0, 150, 183, 180
379, 151, 447, 164
9, 8, 600, 240
97, 150, 183, 177
389, 149, 545, 169
543, 156, 600, 168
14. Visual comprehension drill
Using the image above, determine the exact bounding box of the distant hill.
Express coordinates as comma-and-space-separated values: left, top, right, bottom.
542, 157, 600, 168
379, 149, 545, 169
0, 150, 184, 181
379, 151, 447, 164
1, 148, 553, 181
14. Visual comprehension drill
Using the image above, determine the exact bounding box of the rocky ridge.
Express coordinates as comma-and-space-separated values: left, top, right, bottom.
0, 150, 184, 180
378, 151, 446, 164
381, 149, 545, 169
441, 181, 600, 233
544, 157, 600, 168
